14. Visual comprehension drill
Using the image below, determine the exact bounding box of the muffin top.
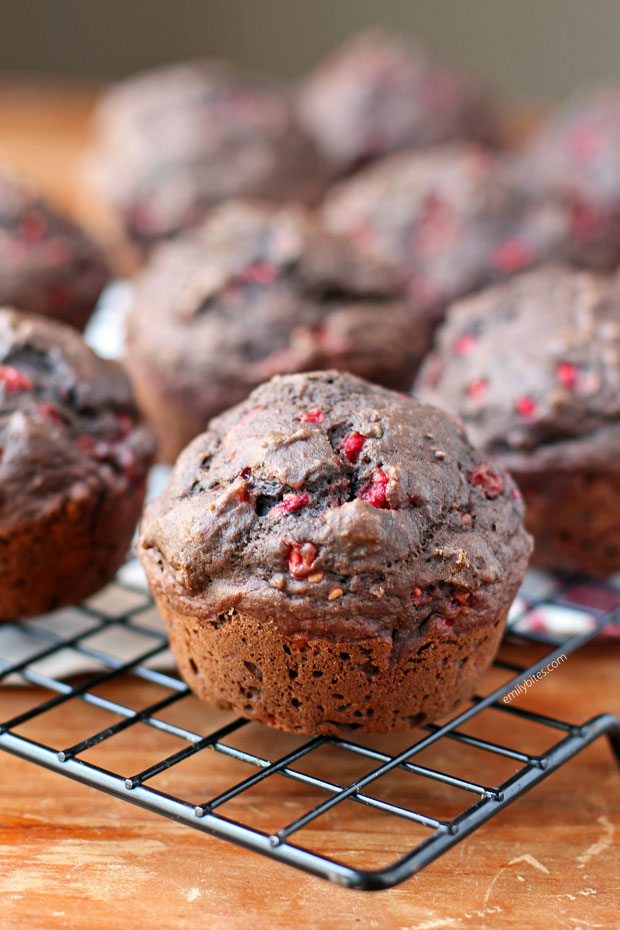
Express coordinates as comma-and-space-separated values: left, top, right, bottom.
415, 265, 620, 472
0, 170, 108, 327
0, 308, 155, 528
89, 60, 327, 245
139, 371, 531, 641
321, 144, 570, 316
296, 28, 498, 172
519, 86, 620, 205
126, 199, 430, 392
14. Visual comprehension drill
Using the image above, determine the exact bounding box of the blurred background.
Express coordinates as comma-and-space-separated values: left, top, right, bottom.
1, 0, 619, 101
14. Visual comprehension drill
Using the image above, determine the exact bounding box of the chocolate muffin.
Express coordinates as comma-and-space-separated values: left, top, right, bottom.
87, 60, 329, 250
0, 308, 156, 620
125, 199, 432, 462
415, 265, 620, 574
296, 28, 499, 174
138, 370, 531, 735
0, 170, 109, 329
322, 144, 572, 322
515, 85, 620, 269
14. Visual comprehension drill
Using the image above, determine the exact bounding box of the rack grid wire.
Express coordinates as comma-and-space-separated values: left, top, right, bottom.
0, 563, 618, 891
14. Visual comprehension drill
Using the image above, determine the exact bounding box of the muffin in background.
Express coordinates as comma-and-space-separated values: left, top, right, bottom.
515, 85, 620, 270
296, 28, 499, 174
0, 308, 156, 620
86, 60, 330, 251
139, 370, 531, 735
0, 170, 109, 330
415, 265, 620, 574
322, 143, 573, 322
125, 199, 433, 462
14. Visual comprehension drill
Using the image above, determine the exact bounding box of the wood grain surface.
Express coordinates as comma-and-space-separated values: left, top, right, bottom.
0, 85, 618, 930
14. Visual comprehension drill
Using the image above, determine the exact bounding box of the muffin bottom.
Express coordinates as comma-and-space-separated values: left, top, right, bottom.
151, 590, 508, 735
0, 476, 147, 621
516, 467, 620, 574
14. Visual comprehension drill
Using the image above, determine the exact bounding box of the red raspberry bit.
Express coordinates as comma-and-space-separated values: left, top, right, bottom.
453, 333, 476, 356
237, 261, 278, 285
115, 411, 134, 438
452, 592, 472, 606
287, 541, 318, 579
491, 239, 533, 273
461, 512, 473, 527
36, 402, 63, 424
298, 408, 325, 424
359, 468, 390, 509
269, 493, 311, 520
466, 377, 489, 400
438, 617, 454, 630
341, 431, 366, 464
569, 125, 603, 161
240, 466, 252, 479
469, 463, 505, 499
0, 365, 33, 393
516, 395, 537, 419
235, 485, 251, 504
239, 406, 263, 427
512, 487, 521, 501
556, 362, 579, 390
18, 210, 47, 242
570, 198, 602, 241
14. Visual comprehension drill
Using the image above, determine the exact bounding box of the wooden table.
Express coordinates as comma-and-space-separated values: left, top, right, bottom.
0, 85, 618, 930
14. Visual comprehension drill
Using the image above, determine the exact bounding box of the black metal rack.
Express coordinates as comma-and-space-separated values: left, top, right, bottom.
0, 563, 618, 891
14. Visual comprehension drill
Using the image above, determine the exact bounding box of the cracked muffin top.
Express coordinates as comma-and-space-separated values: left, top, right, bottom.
139, 371, 531, 641
0, 308, 155, 527
0, 170, 108, 329
296, 28, 498, 172
126, 199, 432, 393
415, 265, 620, 473
88, 60, 328, 246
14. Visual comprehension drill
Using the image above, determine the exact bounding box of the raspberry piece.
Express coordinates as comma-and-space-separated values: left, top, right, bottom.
359, 468, 390, 509
240, 466, 252, 479
492, 239, 532, 273
238, 261, 278, 285
556, 362, 579, 389
0, 366, 33, 393
516, 395, 536, 418
298, 408, 325, 424
341, 431, 366, 463
469, 463, 505, 499
569, 125, 603, 161
287, 541, 318, 578
570, 198, 602, 241
453, 333, 476, 356
18, 210, 47, 242
239, 406, 263, 426
438, 617, 454, 630
269, 493, 311, 520
466, 378, 488, 399
451, 592, 472, 606
36, 403, 63, 424
114, 411, 134, 438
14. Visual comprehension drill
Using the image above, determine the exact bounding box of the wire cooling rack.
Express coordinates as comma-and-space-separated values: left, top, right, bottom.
0, 564, 618, 892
